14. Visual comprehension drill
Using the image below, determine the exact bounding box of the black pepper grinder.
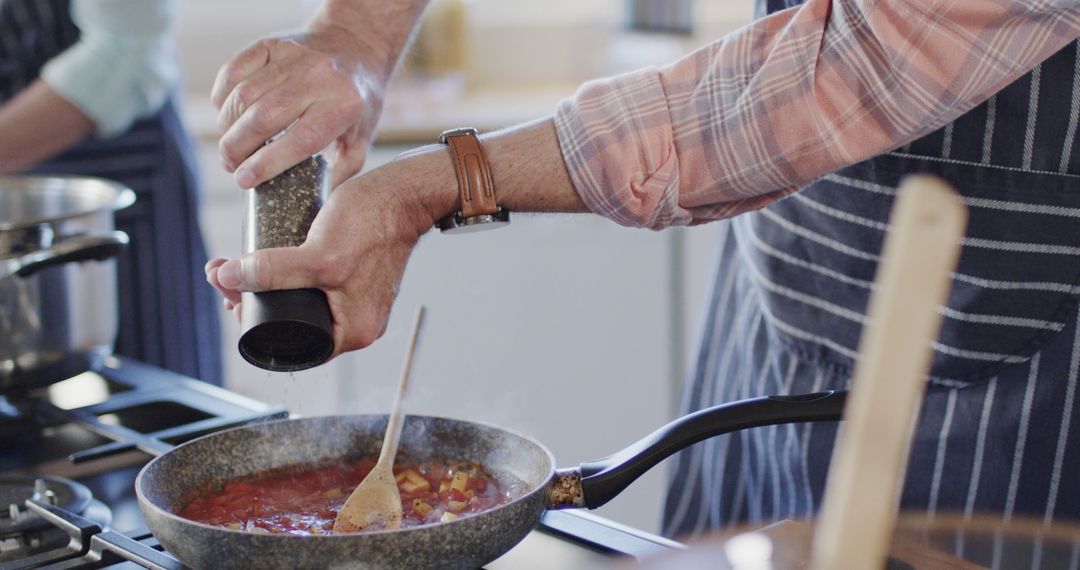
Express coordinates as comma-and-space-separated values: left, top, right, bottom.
238, 155, 334, 371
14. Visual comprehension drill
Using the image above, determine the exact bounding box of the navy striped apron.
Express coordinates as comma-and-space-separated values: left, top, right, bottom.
1, 0, 222, 385
663, 0, 1080, 546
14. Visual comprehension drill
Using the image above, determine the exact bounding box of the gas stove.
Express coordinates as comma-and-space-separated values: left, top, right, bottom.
0, 356, 681, 569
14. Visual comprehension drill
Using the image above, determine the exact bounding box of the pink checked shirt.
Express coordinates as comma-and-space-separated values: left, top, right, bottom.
554, 0, 1080, 230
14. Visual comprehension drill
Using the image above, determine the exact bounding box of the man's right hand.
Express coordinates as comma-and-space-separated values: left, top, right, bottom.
212, 24, 383, 190
211, 1, 431, 189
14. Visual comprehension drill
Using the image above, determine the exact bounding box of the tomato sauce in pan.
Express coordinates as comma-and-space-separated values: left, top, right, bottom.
177, 457, 516, 535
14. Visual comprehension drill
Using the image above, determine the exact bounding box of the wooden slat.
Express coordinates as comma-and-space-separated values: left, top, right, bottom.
810, 176, 968, 570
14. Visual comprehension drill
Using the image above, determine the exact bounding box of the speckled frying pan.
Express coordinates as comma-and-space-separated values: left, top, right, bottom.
135, 391, 846, 569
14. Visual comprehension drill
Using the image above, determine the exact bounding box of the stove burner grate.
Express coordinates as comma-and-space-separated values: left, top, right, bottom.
0, 499, 177, 570
0, 477, 91, 537
8, 357, 287, 466
0, 477, 112, 566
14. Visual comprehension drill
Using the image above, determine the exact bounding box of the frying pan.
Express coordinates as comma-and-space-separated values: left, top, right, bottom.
135, 390, 847, 569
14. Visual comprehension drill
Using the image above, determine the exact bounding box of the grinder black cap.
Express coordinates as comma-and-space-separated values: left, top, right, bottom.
238, 289, 333, 371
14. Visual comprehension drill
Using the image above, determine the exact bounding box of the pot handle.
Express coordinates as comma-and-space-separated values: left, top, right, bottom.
577, 390, 847, 509
1, 231, 129, 281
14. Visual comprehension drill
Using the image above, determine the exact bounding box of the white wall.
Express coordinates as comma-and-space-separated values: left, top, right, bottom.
181, 0, 742, 535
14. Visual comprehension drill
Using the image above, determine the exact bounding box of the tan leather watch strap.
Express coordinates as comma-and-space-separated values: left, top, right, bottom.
442, 128, 498, 218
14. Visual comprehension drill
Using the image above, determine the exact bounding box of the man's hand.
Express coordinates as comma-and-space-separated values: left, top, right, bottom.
212, 26, 383, 190
205, 147, 454, 354
212, 1, 431, 189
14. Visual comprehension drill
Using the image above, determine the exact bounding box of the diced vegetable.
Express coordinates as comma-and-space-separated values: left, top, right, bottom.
440, 512, 459, 523
451, 471, 469, 493
447, 500, 468, 512
439, 481, 450, 493
412, 499, 433, 517
399, 469, 431, 493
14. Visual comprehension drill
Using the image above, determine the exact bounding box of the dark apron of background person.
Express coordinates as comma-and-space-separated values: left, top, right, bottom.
0, 0, 222, 385
664, 0, 1080, 541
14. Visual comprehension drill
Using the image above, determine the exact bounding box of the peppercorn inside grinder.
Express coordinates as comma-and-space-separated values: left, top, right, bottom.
238, 156, 334, 371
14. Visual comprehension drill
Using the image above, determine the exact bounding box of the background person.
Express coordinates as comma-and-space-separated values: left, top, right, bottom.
0, 0, 221, 385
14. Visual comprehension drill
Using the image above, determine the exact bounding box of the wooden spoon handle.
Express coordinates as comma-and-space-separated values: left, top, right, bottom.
379, 305, 427, 466
810, 176, 967, 570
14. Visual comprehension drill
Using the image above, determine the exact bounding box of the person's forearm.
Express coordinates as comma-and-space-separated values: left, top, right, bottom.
0, 81, 94, 174
370, 119, 589, 237
557, 0, 1080, 229
311, 0, 431, 83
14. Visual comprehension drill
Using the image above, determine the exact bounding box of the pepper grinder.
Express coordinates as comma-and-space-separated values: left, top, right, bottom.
238, 155, 334, 371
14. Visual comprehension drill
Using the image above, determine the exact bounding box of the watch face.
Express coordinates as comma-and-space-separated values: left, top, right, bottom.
438, 211, 511, 234
441, 219, 510, 234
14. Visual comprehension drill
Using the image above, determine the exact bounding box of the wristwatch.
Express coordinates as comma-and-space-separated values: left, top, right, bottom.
436, 127, 510, 233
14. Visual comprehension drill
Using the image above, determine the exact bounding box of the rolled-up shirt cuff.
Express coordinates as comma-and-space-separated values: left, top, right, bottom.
41, 37, 175, 137
553, 66, 692, 230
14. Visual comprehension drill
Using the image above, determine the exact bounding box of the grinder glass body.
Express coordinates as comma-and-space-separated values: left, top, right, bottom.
238, 156, 334, 371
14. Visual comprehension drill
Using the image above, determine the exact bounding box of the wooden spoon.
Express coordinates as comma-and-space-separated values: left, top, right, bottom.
810, 176, 967, 569
333, 305, 427, 533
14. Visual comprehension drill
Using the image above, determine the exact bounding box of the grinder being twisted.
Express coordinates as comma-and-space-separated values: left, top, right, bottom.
238, 155, 334, 371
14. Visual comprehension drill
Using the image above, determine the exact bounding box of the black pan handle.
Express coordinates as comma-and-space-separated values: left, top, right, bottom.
577, 390, 847, 509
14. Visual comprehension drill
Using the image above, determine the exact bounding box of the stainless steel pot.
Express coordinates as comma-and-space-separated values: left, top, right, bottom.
0, 176, 134, 392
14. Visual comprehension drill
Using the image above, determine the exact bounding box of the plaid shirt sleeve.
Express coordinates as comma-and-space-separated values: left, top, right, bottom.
554, 0, 1080, 230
